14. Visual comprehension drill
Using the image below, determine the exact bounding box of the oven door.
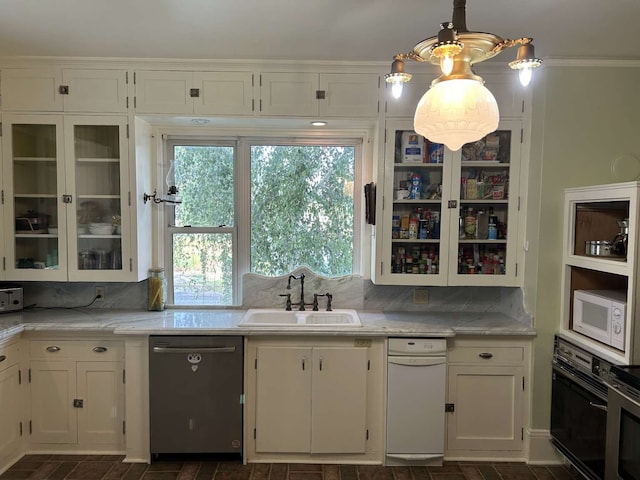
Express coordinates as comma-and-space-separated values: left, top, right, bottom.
606, 386, 640, 480
551, 363, 608, 480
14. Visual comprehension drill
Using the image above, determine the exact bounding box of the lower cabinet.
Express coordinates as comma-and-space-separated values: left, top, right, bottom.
445, 337, 531, 460
0, 339, 23, 470
245, 336, 384, 463
29, 338, 124, 452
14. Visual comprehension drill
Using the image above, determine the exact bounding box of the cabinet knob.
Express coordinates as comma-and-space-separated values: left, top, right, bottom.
46, 346, 61, 353
478, 352, 493, 359
73, 399, 84, 408
93, 346, 108, 353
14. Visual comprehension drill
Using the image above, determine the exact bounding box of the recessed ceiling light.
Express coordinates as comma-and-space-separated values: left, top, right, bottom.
192, 118, 211, 125
311, 121, 327, 126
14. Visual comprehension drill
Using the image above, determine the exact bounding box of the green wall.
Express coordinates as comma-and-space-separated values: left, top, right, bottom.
528, 65, 640, 429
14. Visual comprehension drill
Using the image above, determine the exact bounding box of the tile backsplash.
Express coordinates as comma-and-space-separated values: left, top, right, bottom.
14, 266, 531, 326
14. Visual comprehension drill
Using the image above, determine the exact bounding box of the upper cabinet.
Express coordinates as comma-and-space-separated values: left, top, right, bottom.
260, 72, 380, 117
372, 118, 523, 286
1, 68, 129, 113
560, 182, 640, 364
134, 70, 255, 116
1, 114, 150, 282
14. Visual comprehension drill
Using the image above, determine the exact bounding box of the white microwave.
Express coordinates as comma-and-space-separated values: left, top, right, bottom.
573, 289, 627, 350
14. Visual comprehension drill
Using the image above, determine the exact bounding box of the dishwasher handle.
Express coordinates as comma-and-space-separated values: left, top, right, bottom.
388, 356, 445, 367
152, 346, 236, 354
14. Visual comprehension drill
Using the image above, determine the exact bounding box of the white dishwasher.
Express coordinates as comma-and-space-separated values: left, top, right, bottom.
386, 338, 447, 466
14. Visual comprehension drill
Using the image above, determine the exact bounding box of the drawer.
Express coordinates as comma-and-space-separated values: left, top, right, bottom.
30, 340, 123, 361
0, 341, 20, 371
447, 345, 524, 364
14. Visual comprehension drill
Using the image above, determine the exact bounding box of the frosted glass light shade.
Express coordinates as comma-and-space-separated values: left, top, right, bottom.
414, 78, 500, 151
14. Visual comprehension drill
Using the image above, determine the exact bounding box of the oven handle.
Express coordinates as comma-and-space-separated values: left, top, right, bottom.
589, 401, 608, 412
152, 346, 236, 354
552, 362, 607, 402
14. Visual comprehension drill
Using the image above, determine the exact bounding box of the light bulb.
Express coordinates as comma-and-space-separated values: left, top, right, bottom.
519, 67, 532, 87
391, 80, 404, 99
440, 54, 454, 76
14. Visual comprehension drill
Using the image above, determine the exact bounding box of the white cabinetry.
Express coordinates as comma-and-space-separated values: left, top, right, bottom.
560, 181, 640, 364
134, 70, 255, 115
373, 119, 522, 286
0, 339, 23, 469
445, 337, 530, 460
1, 114, 149, 281
260, 72, 380, 117
1, 68, 128, 113
245, 336, 384, 462
28, 338, 124, 451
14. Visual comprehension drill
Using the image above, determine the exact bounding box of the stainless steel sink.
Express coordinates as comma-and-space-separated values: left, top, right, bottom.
238, 309, 362, 327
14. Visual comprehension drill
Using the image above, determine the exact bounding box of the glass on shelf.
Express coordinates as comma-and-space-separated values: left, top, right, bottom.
461, 131, 512, 164
458, 244, 506, 275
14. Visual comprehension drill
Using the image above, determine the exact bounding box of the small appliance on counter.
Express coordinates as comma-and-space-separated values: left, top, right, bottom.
0, 286, 23, 313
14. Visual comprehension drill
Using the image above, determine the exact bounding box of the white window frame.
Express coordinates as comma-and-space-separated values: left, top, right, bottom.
158, 128, 372, 307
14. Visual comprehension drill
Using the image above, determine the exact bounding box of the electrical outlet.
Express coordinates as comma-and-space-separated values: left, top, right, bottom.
413, 288, 429, 304
95, 286, 105, 301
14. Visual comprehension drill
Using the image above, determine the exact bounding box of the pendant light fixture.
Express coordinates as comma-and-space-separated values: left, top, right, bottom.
384, 0, 542, 151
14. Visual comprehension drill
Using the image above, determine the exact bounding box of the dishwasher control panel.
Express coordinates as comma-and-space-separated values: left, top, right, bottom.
388, 338, 447, 356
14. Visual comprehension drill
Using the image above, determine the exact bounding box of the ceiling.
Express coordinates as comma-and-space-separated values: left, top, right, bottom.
0, 0, 638, 64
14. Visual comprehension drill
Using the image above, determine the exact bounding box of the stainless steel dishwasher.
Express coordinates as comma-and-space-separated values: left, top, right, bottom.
386, 338, 447, 466
149, 336, 243, 457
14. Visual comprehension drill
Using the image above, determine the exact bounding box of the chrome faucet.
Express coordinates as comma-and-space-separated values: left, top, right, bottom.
287, 273, 310, 311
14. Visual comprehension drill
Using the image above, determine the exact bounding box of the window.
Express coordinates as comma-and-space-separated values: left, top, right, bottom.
164, 136, 362, 306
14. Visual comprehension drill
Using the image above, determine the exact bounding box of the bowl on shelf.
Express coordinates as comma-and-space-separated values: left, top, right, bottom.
77, 224, 88, 234
88, 223, 114, 235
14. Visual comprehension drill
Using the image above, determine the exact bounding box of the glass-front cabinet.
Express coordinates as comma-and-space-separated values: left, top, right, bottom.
2, 114, 130, 281
373, 119, 522, 286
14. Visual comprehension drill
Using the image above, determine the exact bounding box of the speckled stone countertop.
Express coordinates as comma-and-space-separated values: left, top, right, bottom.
0, 308, 535, 341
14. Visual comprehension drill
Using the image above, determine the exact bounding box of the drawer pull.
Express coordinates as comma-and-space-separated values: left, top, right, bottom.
93, 346, 108, 353
478, 352, 493, 359
0, 355, 6, 363
46, 346, 61, 353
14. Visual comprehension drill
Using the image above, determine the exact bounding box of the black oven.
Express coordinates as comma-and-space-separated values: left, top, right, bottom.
605, 365, 640, 480
551, 336, 612, 480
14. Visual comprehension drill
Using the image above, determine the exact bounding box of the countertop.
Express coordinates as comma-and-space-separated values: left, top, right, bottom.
0, 308, 536, 342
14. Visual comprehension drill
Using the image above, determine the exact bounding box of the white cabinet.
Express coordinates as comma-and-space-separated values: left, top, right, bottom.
260, 72, 380, 117
445, 337, 530, 460
0, 339, 23, 469
245, 336, 384, 462
1, 68, 128, 113
134, 70, 255, 115
1, 114, 149, 281
560, 181, 640, 364
28, 338, 124, 450
373, 118, 523, 286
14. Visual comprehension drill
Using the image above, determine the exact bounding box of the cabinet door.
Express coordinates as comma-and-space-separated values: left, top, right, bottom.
2, 115, 68, 281
448, 119, 522, 285
64, 116, 131, 281
318, 73, 379, 118
77, 361, 124, 446
30, 360, 78, 444
311, 347, 368, 453
446, 364, 524, 452
195, 72, 254, 116
1, 68, 63, 112
260, 72, 319, 116
374, 119, 455, 285
62, 69, 128, 113
254, 346, 312, 453
134, 71, 194, 114
0, 364, 21, 460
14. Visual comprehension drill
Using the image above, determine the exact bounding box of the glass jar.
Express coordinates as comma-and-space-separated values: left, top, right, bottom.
148, 268, 167, 311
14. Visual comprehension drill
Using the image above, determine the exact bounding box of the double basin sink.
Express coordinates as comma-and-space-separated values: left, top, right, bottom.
239, 309, 362, 328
